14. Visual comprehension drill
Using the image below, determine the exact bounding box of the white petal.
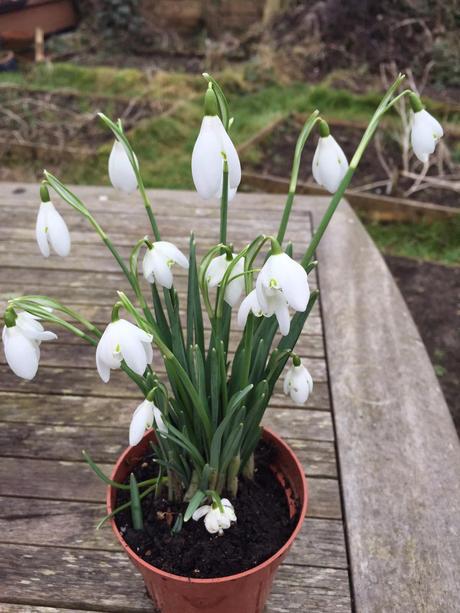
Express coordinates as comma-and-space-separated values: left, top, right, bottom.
129, 400, 154, 446
206, 254, 228, 288
238, 290, 262, 328
121, 320, 153, 345
255, 264, 272, 313
312, 141, 322, 186
155, 241, 189, 269
225, 276, 245, 307
204, 509, 221, 534
191, 116, 223, 199
142, 249, 156, 283
283, 367, 293, 395
35, 203, 50, 257
153, 405, 167, 435
192, 505, 212, 521
108, 140, 138, 194
272, 254, 310, 312
3, 327, 39, 380
96, 341, 111, 383
219, 121, 241, 189
274, 299, 291, 336
46, 205, 71, 257
150, 251, 173, 289
119, 333, 148, 376
143, 340, 153, 367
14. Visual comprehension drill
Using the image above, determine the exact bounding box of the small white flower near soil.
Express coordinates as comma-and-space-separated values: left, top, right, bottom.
192, 499, 237, 536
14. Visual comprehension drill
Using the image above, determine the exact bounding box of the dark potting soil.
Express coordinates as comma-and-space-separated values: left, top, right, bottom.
115, 440, 298, 579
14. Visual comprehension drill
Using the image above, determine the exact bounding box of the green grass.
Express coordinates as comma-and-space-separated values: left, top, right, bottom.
364, 218, 460, 265
1, 62, 460, 264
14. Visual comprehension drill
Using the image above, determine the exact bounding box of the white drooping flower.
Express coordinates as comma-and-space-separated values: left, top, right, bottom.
237, 288, 291, 336
284, 360, 314, 405
255, 252, 310, 335
129, 399, 168, 446
108, 140, 138, 194
192, 498, 236, 535
36, 200, 71, 258
142, 241, 189, 289
191, 115, 241, 201
96, 319, 153, 383
2, 311, 57, 380
129, 399, 154, 446
206, 253, 245, 307
410, 109, 443, 163
312, 135, 348, 193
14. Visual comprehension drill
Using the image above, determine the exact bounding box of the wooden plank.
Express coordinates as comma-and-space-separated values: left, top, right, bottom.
0, 543, 350, 613
0, 457, 340, 519
0, 368, 330, 413
0, 497, 346, 569
0, 422, 337, 477
316, 198, 460, 611
0, 343, 327, 380
0, 296, 323, 335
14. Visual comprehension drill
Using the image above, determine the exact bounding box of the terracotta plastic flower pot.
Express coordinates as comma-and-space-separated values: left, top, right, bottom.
108, 427, 308, 613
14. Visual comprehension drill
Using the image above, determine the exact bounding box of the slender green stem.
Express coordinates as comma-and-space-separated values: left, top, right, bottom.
277, 110, 320, 245
138, 179, 161, 241
220, 161, 229, 247
301, 74, 406, 268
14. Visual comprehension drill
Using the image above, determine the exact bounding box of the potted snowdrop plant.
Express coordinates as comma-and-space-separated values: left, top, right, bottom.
2, 73, 442, 613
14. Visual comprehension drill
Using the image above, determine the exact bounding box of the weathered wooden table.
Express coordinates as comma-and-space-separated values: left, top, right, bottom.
0, 184, 459, 612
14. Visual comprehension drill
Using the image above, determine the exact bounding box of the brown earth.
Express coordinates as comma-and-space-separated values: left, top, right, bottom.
385, 256, 460, 433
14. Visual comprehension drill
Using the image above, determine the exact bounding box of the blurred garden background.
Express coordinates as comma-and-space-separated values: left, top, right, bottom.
0, 0, 459, 428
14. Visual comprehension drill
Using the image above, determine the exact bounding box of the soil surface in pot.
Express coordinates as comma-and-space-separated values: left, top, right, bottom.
115, 439, 299, 578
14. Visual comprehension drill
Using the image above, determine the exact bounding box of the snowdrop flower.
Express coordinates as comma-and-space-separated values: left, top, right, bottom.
191, 85, 241, 201
192, 499, 236, 535
409, 94, 443, 163
36, 195, 71, 258
129, 399, 167, 446
284, 358, 313, 405
238, 288, 292, 336
254, 249, 309, 335
2, 310, 56, 380
129, 399, 154, 446
108, 140, 138, 193
312, 121, 348, 193
206, 253, 245, 306
96, 319, 153, 383
142, 241, 189, 289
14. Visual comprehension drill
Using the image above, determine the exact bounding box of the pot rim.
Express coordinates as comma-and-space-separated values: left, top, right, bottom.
108, 426, 307, 584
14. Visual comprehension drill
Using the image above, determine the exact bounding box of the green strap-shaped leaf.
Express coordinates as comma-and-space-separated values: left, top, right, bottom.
184, 489, 207, 522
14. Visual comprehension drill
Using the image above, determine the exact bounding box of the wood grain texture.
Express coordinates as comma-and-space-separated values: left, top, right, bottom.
0, 456, 340, 519
0, 497, 347, 569
0, 544, 351, 613
316, 199, 460, 612
0, 423, 337, 476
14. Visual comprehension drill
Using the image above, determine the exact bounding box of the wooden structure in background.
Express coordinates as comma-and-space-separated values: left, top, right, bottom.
0, 185, 458, 611
0, 0, 76, 40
